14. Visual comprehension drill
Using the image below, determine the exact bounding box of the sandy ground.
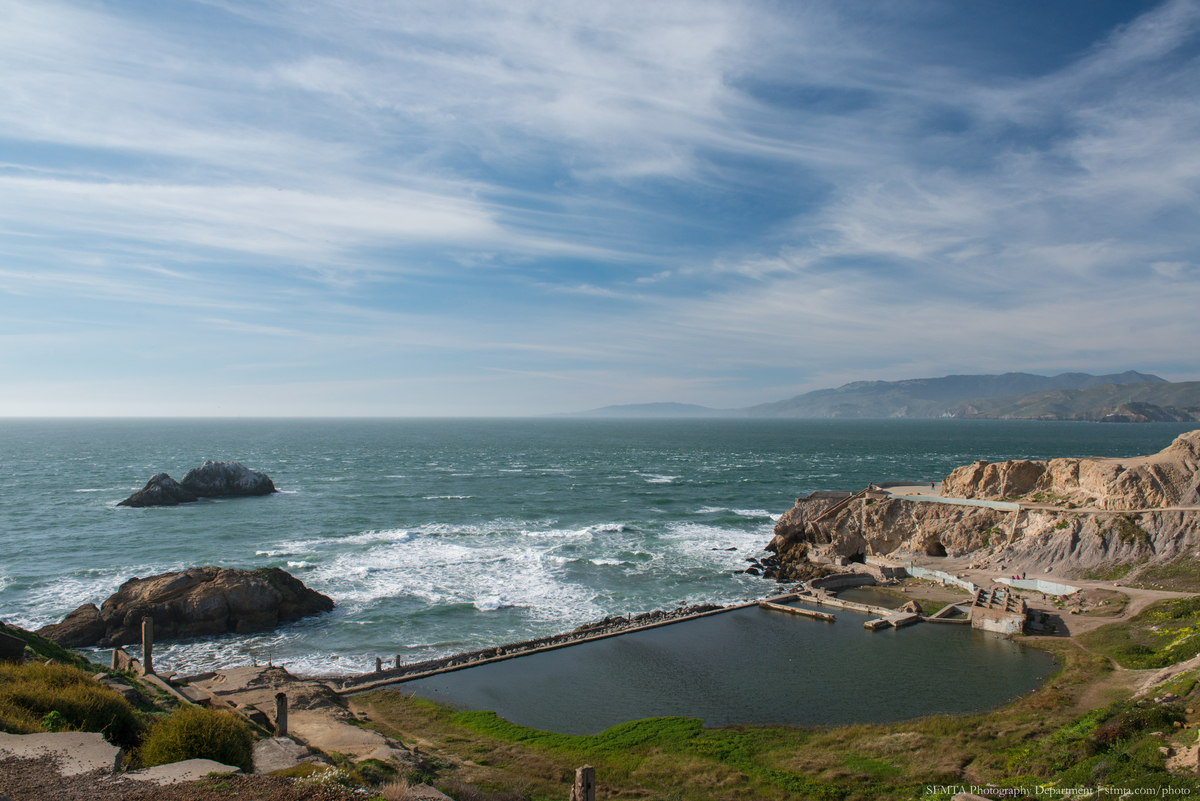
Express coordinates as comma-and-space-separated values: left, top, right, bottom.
0, 755, 360, 801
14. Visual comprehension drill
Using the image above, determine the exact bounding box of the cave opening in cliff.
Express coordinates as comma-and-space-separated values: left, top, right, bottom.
848, 552, 865, 564
926, 540, 947, 557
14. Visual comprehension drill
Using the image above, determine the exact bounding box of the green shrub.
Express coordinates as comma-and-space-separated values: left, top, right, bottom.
0, 662, 143, 748
140, 706, 254, 772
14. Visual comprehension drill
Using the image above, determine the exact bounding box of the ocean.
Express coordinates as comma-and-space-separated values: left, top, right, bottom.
1, 417, 1193, 678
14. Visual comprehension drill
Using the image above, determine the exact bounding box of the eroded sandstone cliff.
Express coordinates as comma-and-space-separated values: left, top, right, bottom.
767, 430, 1200, 585
941, 429, 1200, 509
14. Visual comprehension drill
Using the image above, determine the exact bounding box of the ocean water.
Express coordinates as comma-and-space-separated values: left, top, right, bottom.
0, 418, 1193, 679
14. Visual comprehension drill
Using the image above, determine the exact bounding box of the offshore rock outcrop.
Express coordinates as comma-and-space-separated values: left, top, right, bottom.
180, 460, 277, 498
117, 473, 198, 507
37, 567, 333, 648
767, 430, 1200, 584
118, 461, 276, 507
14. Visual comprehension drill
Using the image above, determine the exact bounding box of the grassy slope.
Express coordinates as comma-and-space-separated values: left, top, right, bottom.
1079, 596, 1200, 669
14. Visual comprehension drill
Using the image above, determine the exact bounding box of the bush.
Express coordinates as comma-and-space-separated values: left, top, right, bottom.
0, 662, 143, 748
140, 706, 254, 772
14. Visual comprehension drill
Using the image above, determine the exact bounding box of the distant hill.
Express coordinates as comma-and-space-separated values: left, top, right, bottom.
949, 381, 1200, 422
739, 371, 1166, 419
560, 371, 1194, 420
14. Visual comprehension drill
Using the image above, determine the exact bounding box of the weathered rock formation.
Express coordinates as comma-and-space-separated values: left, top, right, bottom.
118, 461, 276, 507
769, 492, 1006, 570
117, 473, 198, 507
941, 429, 1200, 509
180, 460, 277, 498
37, 567, 333, 648
767, 430, 1200, 585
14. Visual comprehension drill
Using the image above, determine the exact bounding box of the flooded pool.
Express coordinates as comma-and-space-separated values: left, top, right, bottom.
393, 602, 1056, 734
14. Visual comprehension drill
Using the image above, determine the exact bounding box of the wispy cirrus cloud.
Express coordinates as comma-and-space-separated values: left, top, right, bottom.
1, 0, 1198, 414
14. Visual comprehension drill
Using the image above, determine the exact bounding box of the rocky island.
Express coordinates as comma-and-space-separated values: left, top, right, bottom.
118, 460, 277, 507
36, 567, 333, 647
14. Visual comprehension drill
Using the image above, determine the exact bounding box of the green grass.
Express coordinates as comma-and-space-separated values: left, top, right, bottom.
139, 705, 254, 772
1113, 515, 1152, 547
1132, 554, 1200, 592
0, 661, 145, 749
1078, 596, 1200, 669
1, 624, 103, 670
1081, 557, 1144, 582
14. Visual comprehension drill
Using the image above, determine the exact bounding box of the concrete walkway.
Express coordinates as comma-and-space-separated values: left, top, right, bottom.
186, 666, 419, 772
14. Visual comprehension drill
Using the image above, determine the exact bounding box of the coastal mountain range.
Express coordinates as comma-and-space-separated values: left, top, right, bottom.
563, 371, 1200, 421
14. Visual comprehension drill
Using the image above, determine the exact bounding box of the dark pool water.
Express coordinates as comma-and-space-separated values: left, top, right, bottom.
395, 602, 1057, 734
835, 587, 909, 609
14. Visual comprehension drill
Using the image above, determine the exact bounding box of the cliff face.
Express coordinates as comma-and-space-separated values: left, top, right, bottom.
768, 429, 1200, 584
769, 495, 1004, 565
941, 430, 1200, 510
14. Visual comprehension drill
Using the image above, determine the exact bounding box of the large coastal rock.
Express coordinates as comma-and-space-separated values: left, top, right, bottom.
942, 429, 1200, 509
36, 567, 333, 648
180, 460, 277, 498
118, 461, 277, 507
766, 430, 1200, 585
117, 473, 198, 508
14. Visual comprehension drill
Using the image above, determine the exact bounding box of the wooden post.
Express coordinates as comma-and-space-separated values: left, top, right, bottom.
141, 617, 154, 676
275, 692, 288, 737
569, 765, 595, 801
395, 655, 403, 670
111, 648, 120, 670
375, 656, 383, 672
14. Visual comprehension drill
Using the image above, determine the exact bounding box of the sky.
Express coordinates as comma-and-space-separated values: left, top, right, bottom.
2, 0, 1199, 416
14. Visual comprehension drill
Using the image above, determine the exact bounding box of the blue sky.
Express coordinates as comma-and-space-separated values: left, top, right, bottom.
2, 0, 1198, 415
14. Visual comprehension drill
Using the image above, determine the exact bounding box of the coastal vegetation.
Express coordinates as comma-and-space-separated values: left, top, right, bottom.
0, 661, 143, 749
1079, 596, 1200, 669
139, 705, 255, 773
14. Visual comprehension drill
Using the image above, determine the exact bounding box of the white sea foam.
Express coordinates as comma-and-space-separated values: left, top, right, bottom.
423, 495, 471, 500
520, 527, 595, 539
73, 489, 104, 493
589, 558, 623, 566
282, 529, 414, 550
473, 596, 508, 611
4, 564, 182, 630
287, 561, 315, 569
256, 550, 297, 557
641, 474, 679, 484
303, 532, 605, 629
694, 506, 775, 518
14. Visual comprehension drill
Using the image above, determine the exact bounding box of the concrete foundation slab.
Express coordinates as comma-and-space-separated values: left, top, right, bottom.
123, 758, 241, 784
0, 732, 121, 776
253, 736, 319, 774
